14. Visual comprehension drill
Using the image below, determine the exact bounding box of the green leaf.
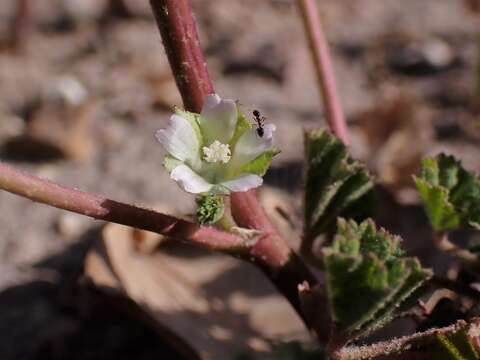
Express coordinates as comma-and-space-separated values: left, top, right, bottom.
414, 154, 480, 232
303, 130, 374, 244
196, 195, 225, 225
324, 219, 432, 342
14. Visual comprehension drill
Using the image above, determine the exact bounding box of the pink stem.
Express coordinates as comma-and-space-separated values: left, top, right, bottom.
297, 0, 349, 144
0, 161, 249, 253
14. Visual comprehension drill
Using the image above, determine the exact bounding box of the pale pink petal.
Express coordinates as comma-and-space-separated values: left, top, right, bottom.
170, 165, 213, 194
199, 93, 237, 145
156, 114, 199, 164
221, 174, 263, 192
230, 123, 276, 167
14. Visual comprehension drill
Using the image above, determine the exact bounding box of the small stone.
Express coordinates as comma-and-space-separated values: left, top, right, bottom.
46, 76, 89, 106
0, 112, 25, 139
54, 213, 89, 241
421, 38, 454, 69
63, 0, 109, 21
388, 37, 456, 76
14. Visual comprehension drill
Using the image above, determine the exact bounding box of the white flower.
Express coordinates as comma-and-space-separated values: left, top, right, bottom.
156, 94, 278, 194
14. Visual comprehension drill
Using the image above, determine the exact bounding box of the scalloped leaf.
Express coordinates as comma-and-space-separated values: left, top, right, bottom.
324, 219, 432, 342
303, 130, 374, 245
414, 154, 480, 232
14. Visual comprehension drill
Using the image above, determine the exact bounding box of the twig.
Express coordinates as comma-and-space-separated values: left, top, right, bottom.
0, 161, 249, 254
149, 0, 320, 330
418, 289, 458, 316
297, 0, 349, 144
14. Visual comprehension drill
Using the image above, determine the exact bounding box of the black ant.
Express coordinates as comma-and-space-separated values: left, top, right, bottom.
253, 110, 266, 137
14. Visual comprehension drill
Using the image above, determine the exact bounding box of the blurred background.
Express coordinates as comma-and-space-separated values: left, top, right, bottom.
0, 0, 480, 359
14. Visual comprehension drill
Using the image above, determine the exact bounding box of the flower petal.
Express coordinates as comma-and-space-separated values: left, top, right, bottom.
230, 123, 276, 168
221, 174, 263, 192
170, 165, 213, 194
199, 93, 237, 145
156, 114, 199, 165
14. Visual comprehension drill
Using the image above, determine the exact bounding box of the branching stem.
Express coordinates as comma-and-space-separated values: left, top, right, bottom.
149, 0, 319, 330
0, 162, 249, 254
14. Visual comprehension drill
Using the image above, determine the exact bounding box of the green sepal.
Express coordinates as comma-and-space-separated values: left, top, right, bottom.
229, 110, 253, 148
174, 107, 204, 147
163, 155, 183, 173
196, 195, 225, 225
324, 219, 432, 342
414, 154, 480, 232
303, 130, 374, 243
240, 148, 280, 177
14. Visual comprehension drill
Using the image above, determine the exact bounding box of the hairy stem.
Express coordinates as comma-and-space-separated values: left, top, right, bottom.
149, 0, 319, 330
149, 0, 214, 112
0, 162, 249, 253
297, 0, 349, 144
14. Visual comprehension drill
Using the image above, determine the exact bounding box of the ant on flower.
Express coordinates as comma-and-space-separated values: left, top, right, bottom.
252, 110, 266, 137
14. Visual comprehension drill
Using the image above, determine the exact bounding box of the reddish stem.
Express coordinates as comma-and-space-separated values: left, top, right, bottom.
149, 0, 214, 112
230, 191, 287, 267
149, 0, 319, 327
297, 0, 349, 144
150, 0, 300, 267
0, 162, 249, 253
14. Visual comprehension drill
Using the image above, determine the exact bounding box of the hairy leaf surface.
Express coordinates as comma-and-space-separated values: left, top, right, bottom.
415, 154, 480, 232
324, 219, 432, 342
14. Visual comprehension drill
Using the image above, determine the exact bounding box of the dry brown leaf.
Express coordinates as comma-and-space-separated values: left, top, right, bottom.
85, 223, 308, 359
355, 94, 434, 203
